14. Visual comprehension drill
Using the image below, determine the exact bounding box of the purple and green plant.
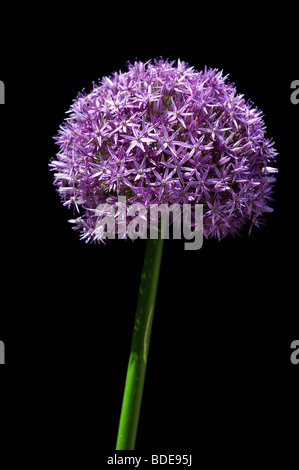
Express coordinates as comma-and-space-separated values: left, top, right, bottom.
50, 59, 278, 449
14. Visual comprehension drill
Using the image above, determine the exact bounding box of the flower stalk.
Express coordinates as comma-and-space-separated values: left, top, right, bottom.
115, 234, 164, 450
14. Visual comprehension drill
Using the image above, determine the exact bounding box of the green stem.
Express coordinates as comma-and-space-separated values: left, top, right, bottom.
115, 235, 164, 450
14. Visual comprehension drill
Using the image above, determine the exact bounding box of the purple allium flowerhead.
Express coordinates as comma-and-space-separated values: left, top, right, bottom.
50, 59, 278, 242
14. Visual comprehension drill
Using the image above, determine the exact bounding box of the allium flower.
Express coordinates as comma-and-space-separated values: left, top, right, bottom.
50, 59, 278, 241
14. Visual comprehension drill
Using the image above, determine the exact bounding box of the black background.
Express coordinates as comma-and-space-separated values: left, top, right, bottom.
0, 4, 298, 466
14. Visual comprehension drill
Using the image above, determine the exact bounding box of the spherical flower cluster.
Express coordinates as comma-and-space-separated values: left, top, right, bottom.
50, 59, 278, 241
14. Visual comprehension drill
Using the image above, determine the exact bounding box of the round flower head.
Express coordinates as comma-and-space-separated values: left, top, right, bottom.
50, 59, 278, 242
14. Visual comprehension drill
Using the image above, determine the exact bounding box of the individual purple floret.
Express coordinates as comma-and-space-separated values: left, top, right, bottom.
50, 58, 278, 241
